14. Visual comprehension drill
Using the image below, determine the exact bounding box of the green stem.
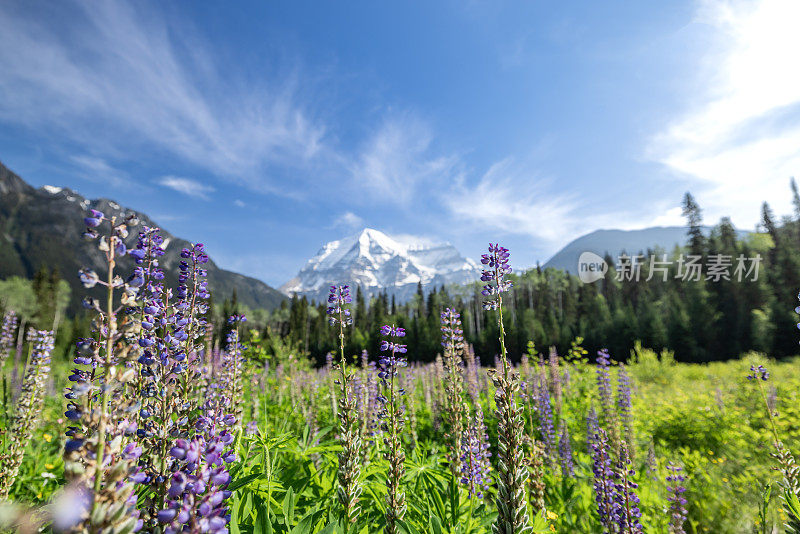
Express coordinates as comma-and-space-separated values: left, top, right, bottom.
91, 224, 117, 523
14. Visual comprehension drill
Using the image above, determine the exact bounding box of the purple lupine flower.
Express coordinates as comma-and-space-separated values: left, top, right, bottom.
328, 283, 363, 526
366, 360, 381, 443
666, 462, 688, 534
747, 364, 769, 381
377, 327, 407, 384
220, 315, 246, 425
159, 390, 236, 534
79, 268, 100, 288
586, 404, 600, 453
83, 209, 104, 228
617, 363, 634, 452
460, 407, 492, 498
481, 243, 532, 534
558, 422, 575, 478
441, 307, 466, 477
327, 285, 353, 326
377, 324, 408, 532
535, 377, 556, 462
611, 444, 643, 533
591, 429, 617, 531
596, 350, 618, 445
0, 330, 55, 498
0, 310, 18, 367
480, 243, 512, 311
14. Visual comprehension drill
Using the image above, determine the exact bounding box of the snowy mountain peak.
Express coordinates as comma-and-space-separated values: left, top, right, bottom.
281, 228, 480, 302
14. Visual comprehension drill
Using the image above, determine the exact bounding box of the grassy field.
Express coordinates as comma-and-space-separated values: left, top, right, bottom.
2, 336, 798, 533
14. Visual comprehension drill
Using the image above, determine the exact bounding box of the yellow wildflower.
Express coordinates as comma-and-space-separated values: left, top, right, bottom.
43, 433, 52, 443
45, 463, 54, 470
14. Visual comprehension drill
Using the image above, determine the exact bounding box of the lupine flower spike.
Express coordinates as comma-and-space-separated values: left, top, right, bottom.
612, 443, 643, 533
0, 330, 54, 498
328, 285, 363, 526
441, 307, 466, 478
0, 310, 18, 368
617, 363, 634, 458
596, 350, 619, 450
377, 324, 408, 534
748, 358, 800, 528
480, 243, 532, 534
460, 407, 492, 498
665, 462, 688, 534
62, 208, 142, 532
591, 429, 616, 531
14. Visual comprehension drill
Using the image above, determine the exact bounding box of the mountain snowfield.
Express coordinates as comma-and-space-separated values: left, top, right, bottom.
280, 228, 480, 302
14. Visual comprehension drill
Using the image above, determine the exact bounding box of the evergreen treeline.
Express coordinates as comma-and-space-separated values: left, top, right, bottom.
254, 187, 800, 365
7, 186, 800, 366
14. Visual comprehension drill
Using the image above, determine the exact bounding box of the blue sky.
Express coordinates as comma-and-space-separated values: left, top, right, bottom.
1, 0, 798, 287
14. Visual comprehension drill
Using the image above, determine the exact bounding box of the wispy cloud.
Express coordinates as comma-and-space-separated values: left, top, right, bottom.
330, 211, 365, 230
649, 0, 800, 224
158, 176, 214, 200
445, 158, 581, 243
0, 0, 326, 195
350, 113, 458, 204
69, 154, 129, 186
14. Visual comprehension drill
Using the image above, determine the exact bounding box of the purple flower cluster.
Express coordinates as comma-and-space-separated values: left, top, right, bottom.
178, 243, 210, 301
377, 325, 407, 384
596, 349, 618, 444
747, 364, 769, 381
617, 363, 634, 448
586, 404, 600, 453
591, 429, 616, 529
0, 329, 55, 498
64, 337, 100, 450
480, 244, 513, 311
666, 462, 688, 534
327, 285, 353, 326
0, 310, 18, 367
159, 391, 236, 533
558, 422, 575, 478
221, 315, 246, 423
460, 408, 492, 498
440, 308, 464, 353
612, 444, 643, 533
590, 428, 643, 533
377, 324, 408, 533
535, 379, 556, 461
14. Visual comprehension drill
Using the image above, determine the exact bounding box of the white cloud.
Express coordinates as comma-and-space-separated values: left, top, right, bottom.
649, 206, 686, 228
0, 0, 326, 194
69, 155, 128, 185
650, 0, 800, 226
331, 211, 365, 230
158, 176, 214, 200
445, 158, 582, 243
351, 114, 458, 204
233, 199, 246, 208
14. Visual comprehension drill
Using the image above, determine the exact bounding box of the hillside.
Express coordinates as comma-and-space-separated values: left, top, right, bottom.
0, 161, 286, 313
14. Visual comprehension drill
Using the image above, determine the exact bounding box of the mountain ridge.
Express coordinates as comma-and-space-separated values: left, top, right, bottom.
542, 225, 754, 274
281, 228, 480, 302
0, 161, 286, 313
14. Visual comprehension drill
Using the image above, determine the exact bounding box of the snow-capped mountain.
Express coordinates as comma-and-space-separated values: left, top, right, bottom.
280, 228, 480, 302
